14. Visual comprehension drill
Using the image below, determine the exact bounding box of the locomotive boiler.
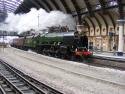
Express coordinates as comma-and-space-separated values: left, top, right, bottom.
12, 30, 88, 59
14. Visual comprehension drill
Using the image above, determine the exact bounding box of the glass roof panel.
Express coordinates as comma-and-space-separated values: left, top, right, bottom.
0, 0, 23, 13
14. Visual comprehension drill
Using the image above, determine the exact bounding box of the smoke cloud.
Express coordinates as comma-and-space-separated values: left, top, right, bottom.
0, 8, 75, 34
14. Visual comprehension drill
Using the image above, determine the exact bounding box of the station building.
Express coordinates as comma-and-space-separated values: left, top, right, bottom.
14, 0, 125, 53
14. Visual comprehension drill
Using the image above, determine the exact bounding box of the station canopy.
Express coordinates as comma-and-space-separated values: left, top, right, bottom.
0, 0, 125, 32
15, 0, 125, 15
0, 0, 23, 13
14, 0, 125, 28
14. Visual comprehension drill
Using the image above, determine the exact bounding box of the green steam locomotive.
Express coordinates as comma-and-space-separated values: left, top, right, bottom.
12, 30, 88, 59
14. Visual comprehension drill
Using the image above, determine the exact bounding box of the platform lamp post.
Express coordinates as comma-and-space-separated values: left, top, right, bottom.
117, 19, 125, 56
38, 14, 39, 30
2, 31, 4, 51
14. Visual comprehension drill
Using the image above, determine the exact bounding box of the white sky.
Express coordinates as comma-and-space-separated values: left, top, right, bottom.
0, 36, 18, 43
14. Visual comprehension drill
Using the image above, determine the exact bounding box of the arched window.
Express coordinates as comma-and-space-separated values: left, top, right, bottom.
110, 27, 113, 31
97, 29, 99, 32
103, 28, 106, 32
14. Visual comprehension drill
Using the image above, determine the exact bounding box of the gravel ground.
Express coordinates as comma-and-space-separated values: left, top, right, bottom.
0, 47, 125, 94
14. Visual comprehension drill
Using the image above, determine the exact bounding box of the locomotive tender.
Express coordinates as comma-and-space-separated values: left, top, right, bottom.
12, 31, 88, 59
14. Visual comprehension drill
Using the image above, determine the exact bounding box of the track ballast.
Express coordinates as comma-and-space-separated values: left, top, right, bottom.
0, 60, 62, 94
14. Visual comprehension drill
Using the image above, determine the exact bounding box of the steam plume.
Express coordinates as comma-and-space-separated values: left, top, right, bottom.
0, 8, 75, 34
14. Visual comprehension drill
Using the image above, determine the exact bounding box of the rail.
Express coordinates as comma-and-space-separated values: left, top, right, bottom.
0, 60, 63, 94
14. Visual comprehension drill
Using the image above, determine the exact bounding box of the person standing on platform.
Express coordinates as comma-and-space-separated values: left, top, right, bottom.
73, 31, 80, 51
113, 44, 116, 56
80, 32, 88, 49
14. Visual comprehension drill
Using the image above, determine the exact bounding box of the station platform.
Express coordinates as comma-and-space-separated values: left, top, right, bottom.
94, 51, 125, 57
93, 51, 125, 62
0, 47, 125, 94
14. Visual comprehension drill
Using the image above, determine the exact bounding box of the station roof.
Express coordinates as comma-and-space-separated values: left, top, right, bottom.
0, 0, 23, 13
15, 0, 125, 16
15, 0, 125, 30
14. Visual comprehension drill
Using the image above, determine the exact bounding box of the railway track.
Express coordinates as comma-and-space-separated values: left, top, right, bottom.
11, 47, 125, 70
0, 60, 63, 94
1, 48, 125, 94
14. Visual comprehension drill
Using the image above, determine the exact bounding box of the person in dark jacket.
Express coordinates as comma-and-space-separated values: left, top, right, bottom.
73, 31, 80, 50
80, 33, 88, 49
113, 44, 117, 56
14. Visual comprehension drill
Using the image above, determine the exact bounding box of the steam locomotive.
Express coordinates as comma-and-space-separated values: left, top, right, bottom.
11, 30, 88, 60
